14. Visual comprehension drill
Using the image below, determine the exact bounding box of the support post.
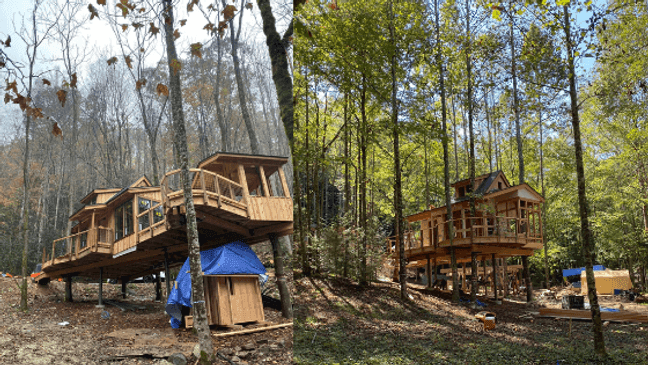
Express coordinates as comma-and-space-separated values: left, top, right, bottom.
121, 276, 128, 299
270, 234, 293, 319
65, 275, 73, 302
492, 254, 499, 303
433, 257, 437, 283
155, 273, 162, 302
470, 252, 477, 307
97, 267, 104, 308
164, 249, 171, 302
502, 258, 509, 298
482, 257, 487, 296
522, 255, 533, 302
426, 255, 432, 289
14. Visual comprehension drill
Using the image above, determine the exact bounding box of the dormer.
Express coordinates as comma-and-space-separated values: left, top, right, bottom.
79, 188, 121, 206
451, 171, 510, 199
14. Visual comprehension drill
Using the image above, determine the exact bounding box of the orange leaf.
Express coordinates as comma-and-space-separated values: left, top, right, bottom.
124, 55, 133, 69
88, 4, 99, 20
121, 24, 128, 32
173, 29, 180, 40
27, 107, 44, 119
245, 2, 253, 10
139, 7, 145, 13
107, 56, 118, 66
52, 122, 63, 137
136, 78, 147, 90
222, 5, 237, 22
13, 93, 29, 111
132, 22, 143, 29
204, 22, 215, 32
156, 83, 169, 97
57, 89, 67, 107
190, 42, 202, 58
97, 0, 106, 5
149, 22, 159, 36
180, 19, 187, 26
42, 79, 51, 86
170, 59, 182, 76
5, 80, 18, 94
70, 73, 77, 88
187, 0, 198, 12
116, 3, 129, 17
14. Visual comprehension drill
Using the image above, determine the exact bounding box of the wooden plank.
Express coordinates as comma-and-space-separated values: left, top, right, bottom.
211, 323, 293, 338
538, 308, 648, 323
277, 166, 291, 198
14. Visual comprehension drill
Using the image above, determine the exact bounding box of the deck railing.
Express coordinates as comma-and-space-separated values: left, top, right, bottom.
387, 215, 541, 254
161, 168, 246, 209
44, 226, 114, 265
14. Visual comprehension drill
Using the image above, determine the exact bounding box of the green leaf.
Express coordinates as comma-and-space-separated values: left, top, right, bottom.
492, 9, 501, 21
556, 0, 570, 6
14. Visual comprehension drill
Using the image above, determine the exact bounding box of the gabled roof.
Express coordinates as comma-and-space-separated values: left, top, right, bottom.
79, 188, 121, 204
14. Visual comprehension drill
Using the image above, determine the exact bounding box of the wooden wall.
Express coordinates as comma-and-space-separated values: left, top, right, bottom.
203, 275, 264, 326
247, 197, 293, 222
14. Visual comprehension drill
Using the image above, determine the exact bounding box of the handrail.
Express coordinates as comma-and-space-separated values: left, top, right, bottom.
44, 226, 115, 265
161, 168, 246, 208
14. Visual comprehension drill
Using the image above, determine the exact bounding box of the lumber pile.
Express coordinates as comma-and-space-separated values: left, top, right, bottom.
538, 307, 648, 323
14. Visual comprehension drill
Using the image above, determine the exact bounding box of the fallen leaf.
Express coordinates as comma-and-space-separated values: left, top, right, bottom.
156, 83, 169, 97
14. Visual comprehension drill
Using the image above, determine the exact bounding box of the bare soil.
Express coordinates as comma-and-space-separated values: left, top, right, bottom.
0, 276, 292, 365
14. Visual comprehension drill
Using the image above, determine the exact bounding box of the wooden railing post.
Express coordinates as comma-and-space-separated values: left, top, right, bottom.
214, 174, 222, 207
200, 170, 209, 204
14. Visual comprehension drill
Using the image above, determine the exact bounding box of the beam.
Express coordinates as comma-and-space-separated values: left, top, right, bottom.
97, 267, 104, 308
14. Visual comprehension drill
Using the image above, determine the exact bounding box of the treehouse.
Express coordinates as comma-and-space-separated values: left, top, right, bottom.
36, 152, 293, 284
388, 171, 544, 277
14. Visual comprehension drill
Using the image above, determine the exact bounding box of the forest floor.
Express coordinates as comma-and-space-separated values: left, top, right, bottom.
0, 275, 292, 365
293, 275, 648, 364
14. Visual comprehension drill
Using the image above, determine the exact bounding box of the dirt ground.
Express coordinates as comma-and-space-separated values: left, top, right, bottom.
0, 276, 292, 365
294, 276, 648, 364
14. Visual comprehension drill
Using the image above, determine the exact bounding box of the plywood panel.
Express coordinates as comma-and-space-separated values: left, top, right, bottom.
248, 197, 292, 221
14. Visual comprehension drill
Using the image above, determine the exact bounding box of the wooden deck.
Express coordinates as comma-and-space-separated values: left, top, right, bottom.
36, 153, 293, 283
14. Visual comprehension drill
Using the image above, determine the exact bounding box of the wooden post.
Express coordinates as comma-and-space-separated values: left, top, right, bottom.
97, 267, 104, 308
470, 252, 478, 305
492, 254, 498, 302
503, 258, 509, 298
482, 257, 487, 296
258, 166, 270, 197
65, 276, 73, 302
277, 166, 291, 198
426, 255, 432, 288
122, 276, 128, 299
462, 262, 467, 291
164, 249, 171, 301
433, 257, 437, 283
237, 164, 251, 216
522, 255, 533, 302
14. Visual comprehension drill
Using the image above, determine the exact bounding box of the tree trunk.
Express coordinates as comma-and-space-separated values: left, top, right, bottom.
256, 0, 293, 144
562, 5, 606, 357
162, 1, 214, 361
509, 17, 524, 185
270, 235, 293, 318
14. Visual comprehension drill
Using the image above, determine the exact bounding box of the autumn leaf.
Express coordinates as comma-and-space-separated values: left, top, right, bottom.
4, 93, 10, 104
139, 47, 145, 53
42, 79, 51, 86
13, 93, 29, 111
57, 89, 67, 107
0, 60, 5, 68
156, 83, 169, 97
121, 24, 128, 32
70, 73, 77, 88
132, 22, 143, 29
149, 22, 159, 36
170, 59, 182, 75
107, 56, 118, 66
88, 4, 99, 20
218, 21, 228, 38
187, 0, 199, 12
136, 78, 147, 90
97, 0, 106, 5
139, 7, 145, 13
27, 107, 44, 119
173, 29, 180, 40
245, 2, 253, 10
180, 19, 187, 26
124, 55, 133, 69
116, 3, 129, 17
190, 42, 203, 58
204, 22, 215, 33
52, 122, 63, 137
3, 35, 10, 47
5, 80, 18, 94
222, 5, 237, 22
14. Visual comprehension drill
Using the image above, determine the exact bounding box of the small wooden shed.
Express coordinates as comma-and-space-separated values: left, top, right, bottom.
202, 274, 265, 326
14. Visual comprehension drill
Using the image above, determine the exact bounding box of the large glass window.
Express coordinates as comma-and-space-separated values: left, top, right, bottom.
138, 197, 162, 230
114, 199, 133, 241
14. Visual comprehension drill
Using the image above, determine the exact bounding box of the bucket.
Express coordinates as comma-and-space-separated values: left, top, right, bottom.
484, 316, 496, 330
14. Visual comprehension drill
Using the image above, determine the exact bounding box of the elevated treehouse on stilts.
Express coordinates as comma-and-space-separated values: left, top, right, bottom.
35, 152, 293, 285
388, 171, 543, 295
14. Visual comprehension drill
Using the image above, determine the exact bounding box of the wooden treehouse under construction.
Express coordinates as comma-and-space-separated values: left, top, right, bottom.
35, 152, 293, 285
388, 171, 544, 287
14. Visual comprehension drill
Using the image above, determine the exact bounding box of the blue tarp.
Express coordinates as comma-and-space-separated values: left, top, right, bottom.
165, 241, 266, 328
562, 265, 605, 278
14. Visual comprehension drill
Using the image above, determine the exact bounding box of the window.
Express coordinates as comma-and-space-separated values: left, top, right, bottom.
88, 196, 97, 205
458, 186, 465, 197
138, 197, 162, 230
115, 199, 133, 241
80, 232, 88, 249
